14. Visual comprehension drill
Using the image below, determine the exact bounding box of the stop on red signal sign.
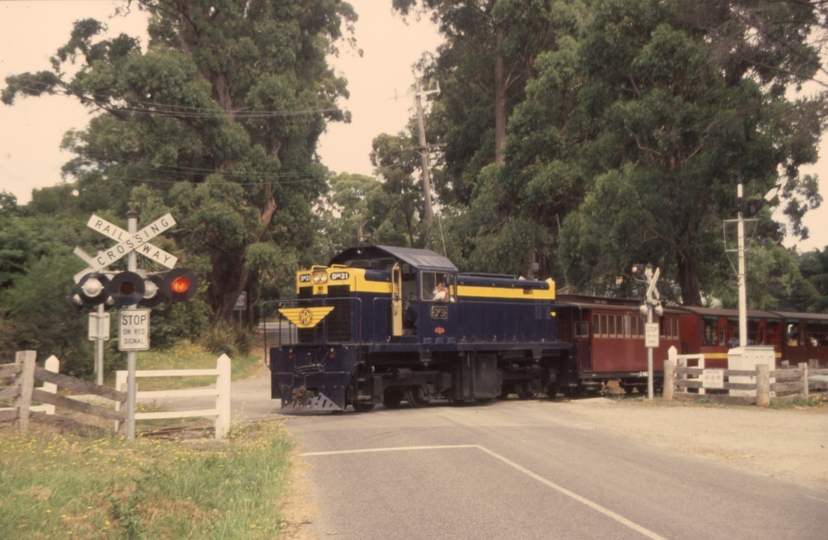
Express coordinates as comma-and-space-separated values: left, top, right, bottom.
119, 309, 150, 351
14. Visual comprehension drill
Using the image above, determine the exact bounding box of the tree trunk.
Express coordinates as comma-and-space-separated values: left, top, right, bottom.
209, 251, 250, 324
494, 29, 506, 166
676, 249, 702, 306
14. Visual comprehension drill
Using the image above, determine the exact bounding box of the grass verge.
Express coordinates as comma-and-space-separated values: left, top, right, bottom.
128, 341, 265, 391
0, 420, 293, 539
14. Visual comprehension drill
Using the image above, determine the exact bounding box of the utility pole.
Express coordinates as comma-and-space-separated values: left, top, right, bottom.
411, 82, 443, 246
727, 170, 780, 348
736, 174, 748, 347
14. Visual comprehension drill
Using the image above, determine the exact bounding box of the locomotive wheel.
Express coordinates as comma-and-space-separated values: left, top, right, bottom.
352, 401, 375, 413
546, 380, 560, 399
406, 385, 430, 408
517, 380, 539, 400
383, 388, 405, 408
497, 383, 511, 400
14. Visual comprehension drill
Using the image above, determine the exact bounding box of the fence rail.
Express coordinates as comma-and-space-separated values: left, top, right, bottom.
664, 355, 827, 406
0, 351, 126, 434
2, 351, 232, 440
115, 354, 231, 440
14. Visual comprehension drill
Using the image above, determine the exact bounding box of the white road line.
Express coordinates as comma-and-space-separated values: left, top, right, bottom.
300, 444, 478, 457
301, 444, 668, 540
804, 494, 828, 505
474, 446, 668, 540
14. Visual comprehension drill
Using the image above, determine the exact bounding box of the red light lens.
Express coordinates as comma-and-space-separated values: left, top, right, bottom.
171, 277, 190, 294
119, 281, 135, 295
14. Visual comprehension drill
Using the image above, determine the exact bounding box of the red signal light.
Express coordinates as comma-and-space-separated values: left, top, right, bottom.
119, 281, 135, 295
171, 276, 190, 294
161, 268, 198, 302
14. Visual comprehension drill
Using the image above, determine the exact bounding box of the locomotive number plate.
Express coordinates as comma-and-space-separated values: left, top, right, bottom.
431, 305, 448, 320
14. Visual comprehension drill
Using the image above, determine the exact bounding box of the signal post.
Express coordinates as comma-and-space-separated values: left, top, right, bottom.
68, 210, 197, 441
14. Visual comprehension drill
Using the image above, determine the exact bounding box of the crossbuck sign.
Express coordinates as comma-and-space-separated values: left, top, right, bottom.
74, 214, 178, 282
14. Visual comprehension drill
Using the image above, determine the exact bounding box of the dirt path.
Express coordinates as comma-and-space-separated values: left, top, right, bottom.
560, 397, 828, 493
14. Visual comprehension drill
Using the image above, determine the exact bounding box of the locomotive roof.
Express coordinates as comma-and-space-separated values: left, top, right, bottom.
330, 245, 458, 272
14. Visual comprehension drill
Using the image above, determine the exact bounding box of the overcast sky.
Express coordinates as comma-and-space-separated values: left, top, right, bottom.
1, 0, 826, 252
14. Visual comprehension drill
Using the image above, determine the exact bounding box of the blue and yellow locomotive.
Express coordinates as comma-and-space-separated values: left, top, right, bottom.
268, 246, 573, 412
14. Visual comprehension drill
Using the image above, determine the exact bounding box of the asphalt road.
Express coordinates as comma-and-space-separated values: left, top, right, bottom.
159, 373, 828, 540
283, 401, 826, 540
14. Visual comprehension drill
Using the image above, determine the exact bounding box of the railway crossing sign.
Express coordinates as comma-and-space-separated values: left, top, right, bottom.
73, 213, 178, 282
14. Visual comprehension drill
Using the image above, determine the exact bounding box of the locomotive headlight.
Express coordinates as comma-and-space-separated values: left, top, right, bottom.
313, 273, 321, 284
320, 273, 328, 283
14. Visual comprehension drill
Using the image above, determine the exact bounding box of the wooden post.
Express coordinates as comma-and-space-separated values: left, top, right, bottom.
42, 356, 59, 415
13, 351, 36, 432
215, 354, 231, 440
799, 362, 809, 398
663, 359, 675, 401
756, 364, 770, 407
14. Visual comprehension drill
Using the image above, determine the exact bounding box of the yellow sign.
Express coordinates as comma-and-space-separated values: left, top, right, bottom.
278, 306, 335, 329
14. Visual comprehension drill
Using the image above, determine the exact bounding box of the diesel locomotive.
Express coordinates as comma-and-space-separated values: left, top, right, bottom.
267, 245, 573, 412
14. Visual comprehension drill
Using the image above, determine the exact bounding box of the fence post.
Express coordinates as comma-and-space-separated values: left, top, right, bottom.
42, 356, 59, 415
663, 359, 675, 401
215, 354, 231, 440
756, 364, 770, 407
13, 351, 36, 432
798, 362, 809, 398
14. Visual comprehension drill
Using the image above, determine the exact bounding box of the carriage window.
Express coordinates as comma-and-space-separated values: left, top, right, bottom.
575, 321, 589, 337
609, 315, 616, 337
702, 318, 717, 346
786, 322, 799, 346
719, 325, 726, 346
631, 315, 639, 337
806, 320, 819, 347
624, 315, 631, 337
748, 320, 759, 345
765, 321, 781, 346
601, 314, 608, 337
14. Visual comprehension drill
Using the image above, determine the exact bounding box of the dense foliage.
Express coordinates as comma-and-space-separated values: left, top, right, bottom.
2, 0, 356, 325
391, 0, 827, 309
1, 0, 356, 369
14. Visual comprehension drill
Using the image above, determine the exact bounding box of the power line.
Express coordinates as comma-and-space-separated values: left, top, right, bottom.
12, 78, 344, 119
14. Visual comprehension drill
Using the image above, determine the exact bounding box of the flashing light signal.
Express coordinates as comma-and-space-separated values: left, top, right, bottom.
162, 268, 198, 302
67, 273, 111, 311
67, 268, 198, 311
107, 271, 146, 308
139, 275, 165, 308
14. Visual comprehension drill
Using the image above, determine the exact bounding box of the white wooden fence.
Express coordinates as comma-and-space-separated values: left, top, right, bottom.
115, 354, 231, 440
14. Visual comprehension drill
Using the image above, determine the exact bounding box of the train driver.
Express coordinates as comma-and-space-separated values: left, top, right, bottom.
433, 280, 449, 302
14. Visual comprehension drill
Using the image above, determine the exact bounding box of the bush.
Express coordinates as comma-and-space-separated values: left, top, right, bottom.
200, 324, 254, 358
